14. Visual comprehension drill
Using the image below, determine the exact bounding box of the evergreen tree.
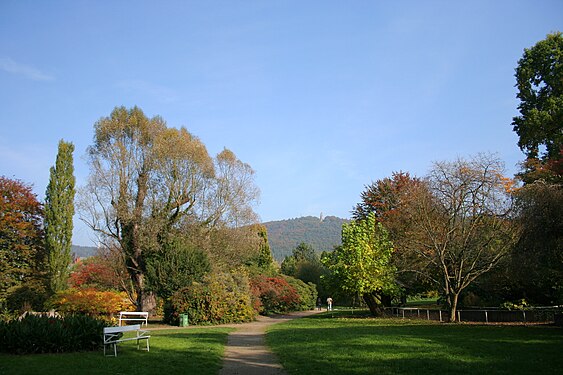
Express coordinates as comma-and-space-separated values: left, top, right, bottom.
45, 140, 75, 293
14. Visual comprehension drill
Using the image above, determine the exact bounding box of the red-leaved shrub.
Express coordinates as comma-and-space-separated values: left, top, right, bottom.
250, 276, 300, 315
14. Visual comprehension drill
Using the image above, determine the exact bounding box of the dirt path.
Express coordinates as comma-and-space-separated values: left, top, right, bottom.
219, 310, 323, 375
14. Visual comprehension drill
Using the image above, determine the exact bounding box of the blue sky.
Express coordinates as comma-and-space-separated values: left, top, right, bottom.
1, 1, 562, 246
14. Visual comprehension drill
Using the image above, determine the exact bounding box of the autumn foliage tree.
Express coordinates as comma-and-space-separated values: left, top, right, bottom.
352, 172, 429, 296
79, 106, 260, 311
403, 154, 520, 321
0, 177, 46, 307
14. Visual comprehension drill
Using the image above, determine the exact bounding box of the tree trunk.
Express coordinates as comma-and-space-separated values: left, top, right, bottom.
448, 292, 460, 322
363, 292, 384, 317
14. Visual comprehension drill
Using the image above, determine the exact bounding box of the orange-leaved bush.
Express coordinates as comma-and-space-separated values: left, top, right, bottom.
48, 288, 134, 316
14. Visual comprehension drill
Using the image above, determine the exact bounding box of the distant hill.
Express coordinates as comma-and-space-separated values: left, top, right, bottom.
263, 215, 348, 261
72, 245, 98, 259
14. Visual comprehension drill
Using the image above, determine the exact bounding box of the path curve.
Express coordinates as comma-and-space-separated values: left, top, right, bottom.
219, 310, 323, 375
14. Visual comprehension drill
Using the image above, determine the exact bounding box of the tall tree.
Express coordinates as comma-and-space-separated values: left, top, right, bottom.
0, 177, 45, 305
511, 181, 563, 304
403, 154, 520, 321
512, 32, 563, 183
44, 140, 75, 293
79, 106, 259, 311
322, 213, 397, 316
352, 172, 430, 296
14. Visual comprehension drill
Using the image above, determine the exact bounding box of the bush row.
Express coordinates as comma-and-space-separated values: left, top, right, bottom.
166, 272, 318, 323
165, 272, 256, 325
0, 314, 108, 354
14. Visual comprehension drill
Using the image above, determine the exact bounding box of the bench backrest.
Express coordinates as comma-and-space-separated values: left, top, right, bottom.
104, 324, 141, 334
119, 312, 148, 317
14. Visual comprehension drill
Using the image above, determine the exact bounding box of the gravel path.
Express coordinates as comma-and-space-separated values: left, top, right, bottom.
219, 310, 323, 375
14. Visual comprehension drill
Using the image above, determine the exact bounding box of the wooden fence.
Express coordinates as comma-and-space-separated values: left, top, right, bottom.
384, 306, 561, 323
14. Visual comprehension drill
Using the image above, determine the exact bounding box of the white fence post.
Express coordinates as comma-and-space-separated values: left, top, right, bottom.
485, 310, 488, 323
439, 310, 442, 322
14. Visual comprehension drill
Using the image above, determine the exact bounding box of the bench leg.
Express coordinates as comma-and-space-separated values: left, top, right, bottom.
104, 343, 118, 357
137, 338, 150, 351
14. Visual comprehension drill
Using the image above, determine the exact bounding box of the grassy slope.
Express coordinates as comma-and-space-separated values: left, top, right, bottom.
0, 327, 233, 375
267, 311, 563, 375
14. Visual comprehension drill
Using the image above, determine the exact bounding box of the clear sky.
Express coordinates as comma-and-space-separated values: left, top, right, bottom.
1, 1, 562, 246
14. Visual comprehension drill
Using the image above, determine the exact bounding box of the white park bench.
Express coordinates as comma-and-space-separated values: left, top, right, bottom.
118, 311, 148, 326
103, 324, 150, 357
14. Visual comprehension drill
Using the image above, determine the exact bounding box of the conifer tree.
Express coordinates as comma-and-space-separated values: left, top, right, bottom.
45, 140, 75, 293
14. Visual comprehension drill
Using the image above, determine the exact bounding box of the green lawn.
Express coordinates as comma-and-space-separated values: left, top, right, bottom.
0, 327, 233, 375
267, 311, 563, 375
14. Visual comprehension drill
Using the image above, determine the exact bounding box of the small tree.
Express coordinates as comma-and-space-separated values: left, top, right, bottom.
45, 140, 75, 293
323, 213, 397, 316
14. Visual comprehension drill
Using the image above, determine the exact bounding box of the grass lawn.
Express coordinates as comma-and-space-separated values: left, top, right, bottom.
267, 310, 563, 375
0, 327, 233, 375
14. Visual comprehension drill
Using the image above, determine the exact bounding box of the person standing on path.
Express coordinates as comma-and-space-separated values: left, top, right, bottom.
316, 297, 322, 311
326, 297, 333, 311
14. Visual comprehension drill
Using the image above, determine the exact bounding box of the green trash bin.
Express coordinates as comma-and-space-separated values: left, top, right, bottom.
179, 313, 189, 327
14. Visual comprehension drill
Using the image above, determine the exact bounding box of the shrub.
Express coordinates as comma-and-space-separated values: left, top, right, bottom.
250, 276, 300, 315
166, 272, 256, 325
5, 280, 50, 313
145, 242, 211, 299
47, 288, 134, 317
0, 314, 108, 354
283, 276, 317, 311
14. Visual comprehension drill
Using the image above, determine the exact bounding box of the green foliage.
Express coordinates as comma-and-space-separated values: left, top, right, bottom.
512, 32, 563, 183
145, 238, 211, 299
512, 181, 563, 304
264, 216, 348, 261
283, 276, 317, 311
281, 243, 328, 297
45, 140, 75, 294
323, 213, 397, 299
166, 272, 256, 325
243, 224, 277, 274
0, 176, 45, 307
0, 314, 107, 354
6, 280, 50, 313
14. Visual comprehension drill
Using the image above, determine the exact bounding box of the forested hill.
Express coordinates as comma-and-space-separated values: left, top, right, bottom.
263, 215, 349, 261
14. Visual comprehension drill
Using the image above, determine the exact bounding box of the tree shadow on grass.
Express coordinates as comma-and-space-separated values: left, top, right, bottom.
0, 330, 231, 375
268, 317, 563, 375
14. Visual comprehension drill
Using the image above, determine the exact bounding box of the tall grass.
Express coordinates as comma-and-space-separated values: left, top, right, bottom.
267, 311, 563, 375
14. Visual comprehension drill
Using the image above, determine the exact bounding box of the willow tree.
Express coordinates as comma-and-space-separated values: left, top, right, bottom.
44, 140, 75, 293
79, 106, 259, 311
